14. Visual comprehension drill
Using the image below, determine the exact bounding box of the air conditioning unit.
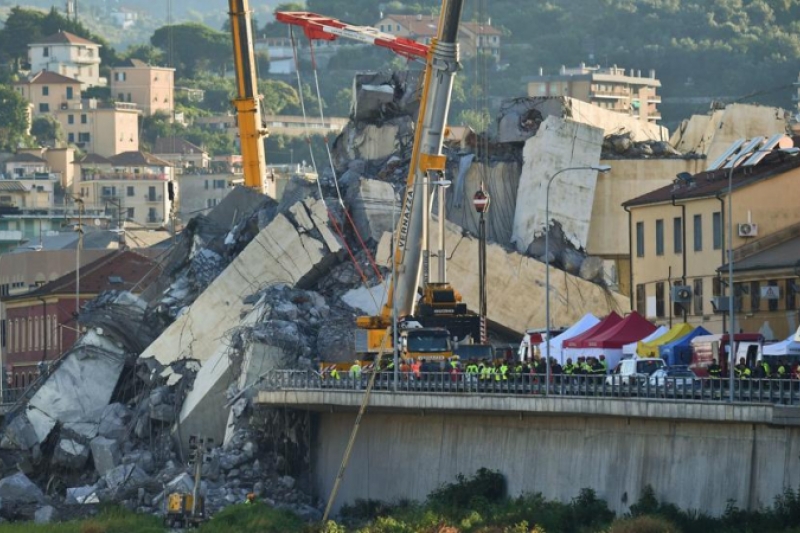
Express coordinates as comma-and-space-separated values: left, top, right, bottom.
711, 296, 742, 313
738, 223, 758, 237
670, 285, 692, 303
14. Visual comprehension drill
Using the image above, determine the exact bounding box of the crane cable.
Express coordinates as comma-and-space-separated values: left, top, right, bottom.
289, 27, 380, 310
306, 37, 385, 284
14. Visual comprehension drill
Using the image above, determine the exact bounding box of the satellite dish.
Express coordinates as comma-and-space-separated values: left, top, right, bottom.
94, 218, 101, 226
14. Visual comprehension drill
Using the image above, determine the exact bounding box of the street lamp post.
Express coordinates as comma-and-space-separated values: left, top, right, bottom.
725, 146, 799, 402
545, 165, 612, 394
66, 194, 85, 316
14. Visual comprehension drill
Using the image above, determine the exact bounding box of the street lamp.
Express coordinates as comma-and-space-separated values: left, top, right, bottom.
725, 146, 799, 402
65, 194, 84, 316
544, 165, 612, 394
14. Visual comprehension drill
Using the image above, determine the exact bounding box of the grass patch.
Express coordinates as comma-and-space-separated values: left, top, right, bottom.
0, 506, 164, 533
196, 501, 305, 533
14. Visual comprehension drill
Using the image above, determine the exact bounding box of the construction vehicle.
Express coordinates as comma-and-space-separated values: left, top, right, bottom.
276, 1, 476, 363
164, 435, 210, 528
227, 0, 268, 194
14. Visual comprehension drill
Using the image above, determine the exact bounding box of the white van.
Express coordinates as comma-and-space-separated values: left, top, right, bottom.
605, 357, 665, 386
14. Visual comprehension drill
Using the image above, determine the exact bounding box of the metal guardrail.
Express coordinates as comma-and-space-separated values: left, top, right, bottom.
258, 370, 800, 405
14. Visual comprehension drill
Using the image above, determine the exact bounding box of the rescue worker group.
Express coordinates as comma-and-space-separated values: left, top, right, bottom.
327, 355, 610, 382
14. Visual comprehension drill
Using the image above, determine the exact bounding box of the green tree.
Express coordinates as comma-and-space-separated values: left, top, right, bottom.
30, 115, 65, 147
123, 44, 165, 66
0, 85, 31, 151
259, 79, 300, 115
150, 23, 230, 78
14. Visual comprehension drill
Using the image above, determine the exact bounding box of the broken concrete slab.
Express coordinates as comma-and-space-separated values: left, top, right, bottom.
98, 403, 132, 441
345, 178, 396, 243
0, 472, 45, 504
377, 222, 630, 335
104, 464, 149, 491
141, 197, 342, 366
352, 70, 421, 123
66, 485, 100, 505
19, 330, 127, 448
90, 436, 121, 476
511, 116, 605, 253
34, 505, 57, 524
0, 414, 39, 450
52, 438, 90, 470
498, 96, 668, 144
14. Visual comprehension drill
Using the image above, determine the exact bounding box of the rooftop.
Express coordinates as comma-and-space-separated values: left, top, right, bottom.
4, 249, 161, 301
381, 15, 503, 37
623, 148, 800, 208
5, 153, 47, 164
720, 235, 800, 273
76, 153, 112, 165
31, 30, 99, 47
153, 137, 206, 156
108, 151, 173, 167
14, 70, 82, 86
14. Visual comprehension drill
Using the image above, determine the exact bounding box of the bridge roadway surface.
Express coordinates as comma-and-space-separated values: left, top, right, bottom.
256, 372, 800, 516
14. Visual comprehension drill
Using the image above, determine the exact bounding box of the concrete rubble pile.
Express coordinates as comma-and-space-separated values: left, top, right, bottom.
0, 181, 384, 522
602, 131, 686, 159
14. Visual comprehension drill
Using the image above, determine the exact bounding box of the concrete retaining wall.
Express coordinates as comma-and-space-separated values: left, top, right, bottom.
307, 404, 800, 516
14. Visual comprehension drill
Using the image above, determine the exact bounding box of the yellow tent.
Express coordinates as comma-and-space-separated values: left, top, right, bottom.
636, 323, 695, 358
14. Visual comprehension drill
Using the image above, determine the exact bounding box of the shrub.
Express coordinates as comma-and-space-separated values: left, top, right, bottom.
609, 515, 681, 533
427, 468, 507, 515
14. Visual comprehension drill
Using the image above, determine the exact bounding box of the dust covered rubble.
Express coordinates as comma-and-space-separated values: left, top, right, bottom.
0, 182, 385, 523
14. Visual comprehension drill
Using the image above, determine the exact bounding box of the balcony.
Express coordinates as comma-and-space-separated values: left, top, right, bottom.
81, 173, 169, 182
144, 194, 163, 203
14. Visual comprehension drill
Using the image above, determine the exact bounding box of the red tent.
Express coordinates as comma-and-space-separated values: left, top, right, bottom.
562, 312, 622, 348
578, 311, 657, 349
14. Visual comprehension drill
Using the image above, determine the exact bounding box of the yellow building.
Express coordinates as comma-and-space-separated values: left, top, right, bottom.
13, 71, 82, 117
74, 151, 175, 229
623, 141, 800, 340
53, 101, 140, 157
526, 64, 661, 123
110, 59, 175, 117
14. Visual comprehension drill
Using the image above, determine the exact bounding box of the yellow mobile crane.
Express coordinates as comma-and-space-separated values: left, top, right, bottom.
277, 1, 476, 362
228, 0, 268, 193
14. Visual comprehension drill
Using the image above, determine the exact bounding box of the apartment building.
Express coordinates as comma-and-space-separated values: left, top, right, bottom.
624, 138, 800, 340
28, 31, 104, 88
526, 64, 662, 123
13, 71, 82, 117
1, 153, 60, 209
74, 151, 175, 229
110, 59, 175, 116
53, 101, 140, 157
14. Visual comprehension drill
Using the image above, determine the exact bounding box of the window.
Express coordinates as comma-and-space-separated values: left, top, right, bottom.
68, 114, 74, 124
380, 24, 384, 31
66, 86, 73, 100
655, 219, 664, 256
673, 217, 682, 254
127, 93, 132, 102
693, 214, 702, 251
636, 221, 644, 257
213, 179, 225, 189
148, 207, 157, 222
787, 280, 798, 311
204, 180, 209, 190
712, 212, 722, 250
81, 114, 87, 124
68, 133, 75, 143
655, 282, 665, 318
38, 103, 49, 113
693, 278, 703, 315
78, 132, 90, 142
127, 186, 135, 197
127, 207, 135, 219
750, 281, 760, 311
118, 93, 124, 101
43, 47, 49, 57
767, 280, 779, 312
636, 284, 645, 315
396, 24, 400, 31
42, 86, 49, 96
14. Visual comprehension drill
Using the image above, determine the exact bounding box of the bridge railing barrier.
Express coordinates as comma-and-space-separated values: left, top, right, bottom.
257, 370, 800, 405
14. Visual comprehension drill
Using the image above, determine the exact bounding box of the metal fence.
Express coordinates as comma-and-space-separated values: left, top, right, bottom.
258, 370, 800, 405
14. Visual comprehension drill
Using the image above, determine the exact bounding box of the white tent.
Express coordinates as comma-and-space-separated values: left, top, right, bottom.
538, 313, 600, 363
763, 335, 800, 357
622, 326, 668, 356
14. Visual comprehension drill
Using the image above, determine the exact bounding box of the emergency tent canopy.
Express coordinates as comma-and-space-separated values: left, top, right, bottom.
762, 335, 800, 357
537, 313, 600, 363
562, 312, 622, 349
659, 326, 711, 366
622, 326, 667, 356
637, 323, 694, 358
565, 312, 657, 370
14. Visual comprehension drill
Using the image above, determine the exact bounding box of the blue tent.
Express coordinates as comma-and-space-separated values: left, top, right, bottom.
659, 326, 711, 366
